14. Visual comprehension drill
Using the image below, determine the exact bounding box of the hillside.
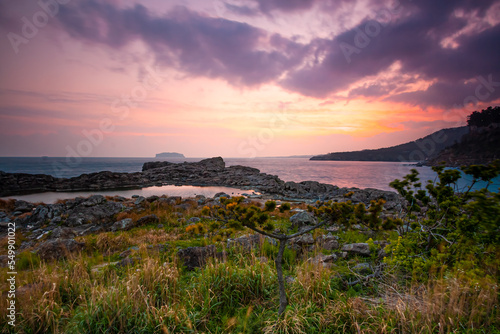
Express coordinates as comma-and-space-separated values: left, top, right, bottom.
427, 125, 500, 166
310, 127, 469, 162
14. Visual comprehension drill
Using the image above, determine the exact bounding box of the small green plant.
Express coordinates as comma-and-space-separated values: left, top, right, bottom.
279, 202, 291, 213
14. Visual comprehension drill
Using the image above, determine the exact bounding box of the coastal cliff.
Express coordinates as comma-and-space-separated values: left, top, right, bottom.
310, 127, 468, 162
426, 125, 500, 167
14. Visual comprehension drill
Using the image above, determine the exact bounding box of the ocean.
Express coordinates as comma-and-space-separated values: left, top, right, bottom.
1, 157, 498, 203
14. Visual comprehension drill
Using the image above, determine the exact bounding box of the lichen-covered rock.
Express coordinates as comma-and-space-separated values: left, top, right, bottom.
290, 212, 317, 228
110, 218, 134, 232
341, 243, 371, 256
226, 234, 262, 250
290, 233, 314, 245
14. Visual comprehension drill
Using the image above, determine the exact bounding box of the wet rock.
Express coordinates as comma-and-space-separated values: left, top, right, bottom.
341, 243, 371, 256
34, 239, 84, 261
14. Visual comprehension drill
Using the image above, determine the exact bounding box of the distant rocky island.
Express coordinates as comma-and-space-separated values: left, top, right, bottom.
310, 127, 469, 163
155, 152, 185, 158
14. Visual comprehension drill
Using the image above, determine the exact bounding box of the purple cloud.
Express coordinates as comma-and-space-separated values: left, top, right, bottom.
281, 0, 500, 104
6, 0, 497, 107
55, 1, 307, 87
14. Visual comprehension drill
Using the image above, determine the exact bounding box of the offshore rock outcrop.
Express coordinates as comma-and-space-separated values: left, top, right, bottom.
0, 157, 401, 205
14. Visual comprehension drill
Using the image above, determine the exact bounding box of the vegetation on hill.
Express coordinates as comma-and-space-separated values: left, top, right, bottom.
310, 127, 468, 162
467, 106, 500, 127
0, 161, 499, 333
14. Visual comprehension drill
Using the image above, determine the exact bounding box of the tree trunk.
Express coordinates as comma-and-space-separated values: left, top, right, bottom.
276, 238, 288, 316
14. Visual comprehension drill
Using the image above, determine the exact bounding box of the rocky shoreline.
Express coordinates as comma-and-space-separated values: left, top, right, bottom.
0, 157, 404, 264
0, 157, 401, 205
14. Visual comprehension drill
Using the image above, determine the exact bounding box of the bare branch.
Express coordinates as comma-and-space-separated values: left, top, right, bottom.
244, 224, 286, 240
285, 219, 329, 240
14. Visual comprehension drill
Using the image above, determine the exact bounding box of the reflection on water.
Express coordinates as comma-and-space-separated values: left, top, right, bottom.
0, 157, 498, 204
1, 185, 258, 204
226, 159, 500, 192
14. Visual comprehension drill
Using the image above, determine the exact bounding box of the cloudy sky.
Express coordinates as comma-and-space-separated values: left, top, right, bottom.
1, 0, 500, 158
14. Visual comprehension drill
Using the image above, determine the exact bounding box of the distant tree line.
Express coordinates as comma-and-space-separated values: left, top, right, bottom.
467, 106, 500, 127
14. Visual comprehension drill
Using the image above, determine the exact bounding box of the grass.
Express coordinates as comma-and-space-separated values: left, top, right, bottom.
0, 200, 498, 334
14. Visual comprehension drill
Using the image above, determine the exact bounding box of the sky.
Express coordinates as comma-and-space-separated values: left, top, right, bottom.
1, 0, 500, 158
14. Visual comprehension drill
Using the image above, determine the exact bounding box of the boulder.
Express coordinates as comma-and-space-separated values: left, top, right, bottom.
134, 196, 146, 205
320, 233, 340, 250
65, 202, 123, 227
51, 227, 77, 239
290, 212, 317, 228
353, 262, 372, 273
146, 195, 159, 202
227, 234, 262, 251
34, 239, 84, 261
178, 245, 219, 270
341, 243, 371, 256
291, 233, 314, 245
308, 254, 337, 268
14, 200, 34, 213
82, 195, 106, 206
110, 218, 134, 231
136, 214, 160, 226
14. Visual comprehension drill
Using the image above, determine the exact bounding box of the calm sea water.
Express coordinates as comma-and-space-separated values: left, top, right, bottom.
1, 157, 498, 203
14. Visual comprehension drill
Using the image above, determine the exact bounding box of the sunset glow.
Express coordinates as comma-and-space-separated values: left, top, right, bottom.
1, 0, 499, 158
